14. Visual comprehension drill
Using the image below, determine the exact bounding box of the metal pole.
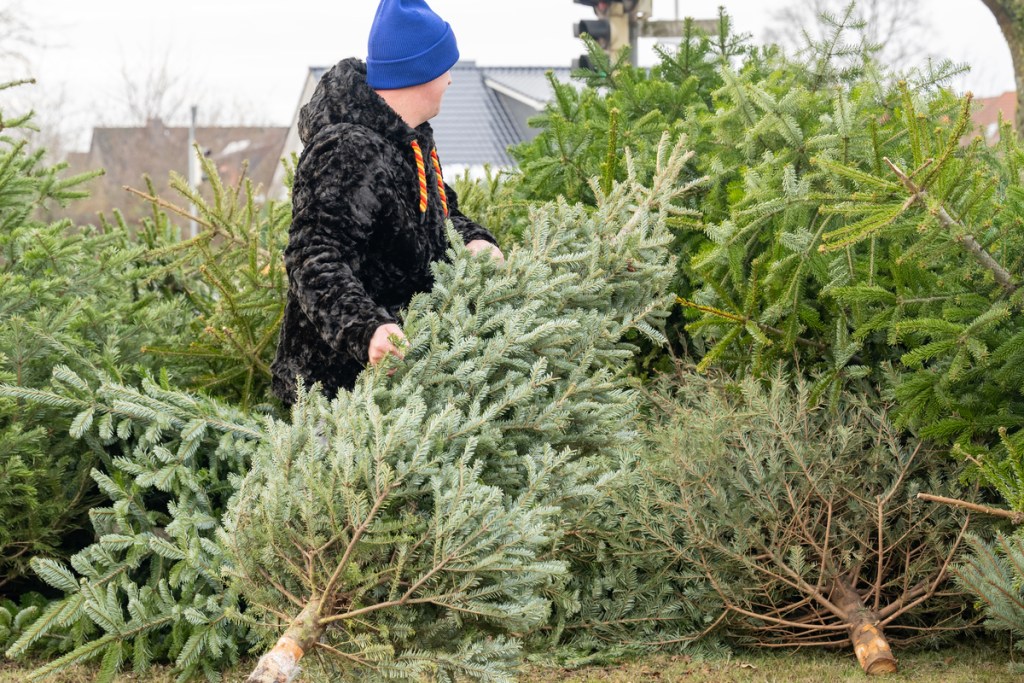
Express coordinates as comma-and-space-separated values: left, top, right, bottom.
630, 11, 639, 66
188, 104, 198, 239
609, 1, 631, 58
628, 0, 653, 67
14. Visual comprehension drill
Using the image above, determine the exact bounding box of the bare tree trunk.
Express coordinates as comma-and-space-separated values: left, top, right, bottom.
979, 0, 1024, 134
246, 599, 323, 683
833, 581, 898, 675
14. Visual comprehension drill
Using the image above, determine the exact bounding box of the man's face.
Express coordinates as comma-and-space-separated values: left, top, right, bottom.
421, 70, 452, 120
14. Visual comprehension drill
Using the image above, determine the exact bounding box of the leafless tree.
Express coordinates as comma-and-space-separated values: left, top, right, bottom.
198, 94, 276, 128
0, 3, 93, 161
110, 49, 192, 126
106, 49, 273, 128
14, 84, 88, 162
0, 1, 35, 81
764, 0, 931, 71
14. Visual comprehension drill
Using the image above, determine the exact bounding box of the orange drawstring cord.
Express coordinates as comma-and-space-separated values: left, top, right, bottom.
411, 140, 428, 213
430, 148, 449, 217
411, 141, 449, 218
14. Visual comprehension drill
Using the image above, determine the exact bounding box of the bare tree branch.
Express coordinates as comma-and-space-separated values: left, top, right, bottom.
764, 0, 931, 70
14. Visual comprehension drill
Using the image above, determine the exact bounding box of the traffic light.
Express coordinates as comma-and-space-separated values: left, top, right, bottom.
573, 0, 628, 69
573, 0, 611, 18
571, 54, 595, 71
574, 18, 611, 49
575, 0, 704, 70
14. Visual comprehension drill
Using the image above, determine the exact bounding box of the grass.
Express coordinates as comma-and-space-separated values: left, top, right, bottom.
529, 645, 1021, 682
2, 644, 1019, 682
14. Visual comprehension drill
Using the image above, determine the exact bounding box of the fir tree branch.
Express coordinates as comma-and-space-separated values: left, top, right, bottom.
318, 592, 466, 625
677, 298, 829, 351
0, 78, 37, 93
313, 641, 374, 669
878, 516, 970, 625
123, 186, 276, 265
317, 483, 397, 613
256, 567, 306, 610
123, 186, 214, 232
917, 492, 1024, 523
640, 610, 729, 646
884, 158, 1018, 295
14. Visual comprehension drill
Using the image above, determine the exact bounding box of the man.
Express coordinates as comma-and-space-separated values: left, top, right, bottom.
271, 0, 504, 406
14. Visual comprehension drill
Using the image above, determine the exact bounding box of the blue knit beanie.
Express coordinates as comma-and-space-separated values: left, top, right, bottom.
366, 0, 460, 89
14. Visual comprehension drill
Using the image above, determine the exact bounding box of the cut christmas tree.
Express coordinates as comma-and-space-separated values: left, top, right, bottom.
5, 135, 698, 682
237, 136, 696, 682
643, 369, 978, 675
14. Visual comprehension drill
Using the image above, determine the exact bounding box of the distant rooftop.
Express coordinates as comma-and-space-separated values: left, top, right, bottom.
973, 91, 1016, 144
482, 66, 572, 108
63, 119, 287, 227
432, 61, 521, 166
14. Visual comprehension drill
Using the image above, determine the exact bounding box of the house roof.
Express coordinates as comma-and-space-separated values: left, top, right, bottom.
89, 120, 287, 194
62, 119, 287, 227
973, 91, 1016, 144
432, 61, 523, 166
482, 66, 572, 109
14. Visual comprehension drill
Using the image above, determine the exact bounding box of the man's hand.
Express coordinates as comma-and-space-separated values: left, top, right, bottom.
465, 239, 505, 265
368, 323, 408, 367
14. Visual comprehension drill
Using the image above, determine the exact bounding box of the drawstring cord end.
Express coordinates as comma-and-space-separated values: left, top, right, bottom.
411, 141, 448, 219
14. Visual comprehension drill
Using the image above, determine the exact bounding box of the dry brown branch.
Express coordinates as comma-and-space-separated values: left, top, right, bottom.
917, 492, 1024, 523
725, 602, 851, 632
257, 567, 306, 610
123, 186, 213, 231
754, 638, 850, 648
879, 516, 970, 625
313, 641, 374, 669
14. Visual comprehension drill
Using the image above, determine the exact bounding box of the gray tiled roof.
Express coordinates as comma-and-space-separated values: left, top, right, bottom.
482, 66, 573, 106
431, 61, 522, 166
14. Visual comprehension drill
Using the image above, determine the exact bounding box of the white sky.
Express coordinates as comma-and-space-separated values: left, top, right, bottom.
1, 0, 1013, 152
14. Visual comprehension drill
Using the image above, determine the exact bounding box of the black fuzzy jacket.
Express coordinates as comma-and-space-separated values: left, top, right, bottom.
271, 58, 497, 405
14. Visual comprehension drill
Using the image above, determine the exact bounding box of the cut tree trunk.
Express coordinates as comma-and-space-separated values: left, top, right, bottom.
833, 581, 898, 675
979, 0, 1024, 134
246, 599, 323, 683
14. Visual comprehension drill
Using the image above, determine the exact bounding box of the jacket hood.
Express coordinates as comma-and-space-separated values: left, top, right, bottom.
298, 58, 429, 148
